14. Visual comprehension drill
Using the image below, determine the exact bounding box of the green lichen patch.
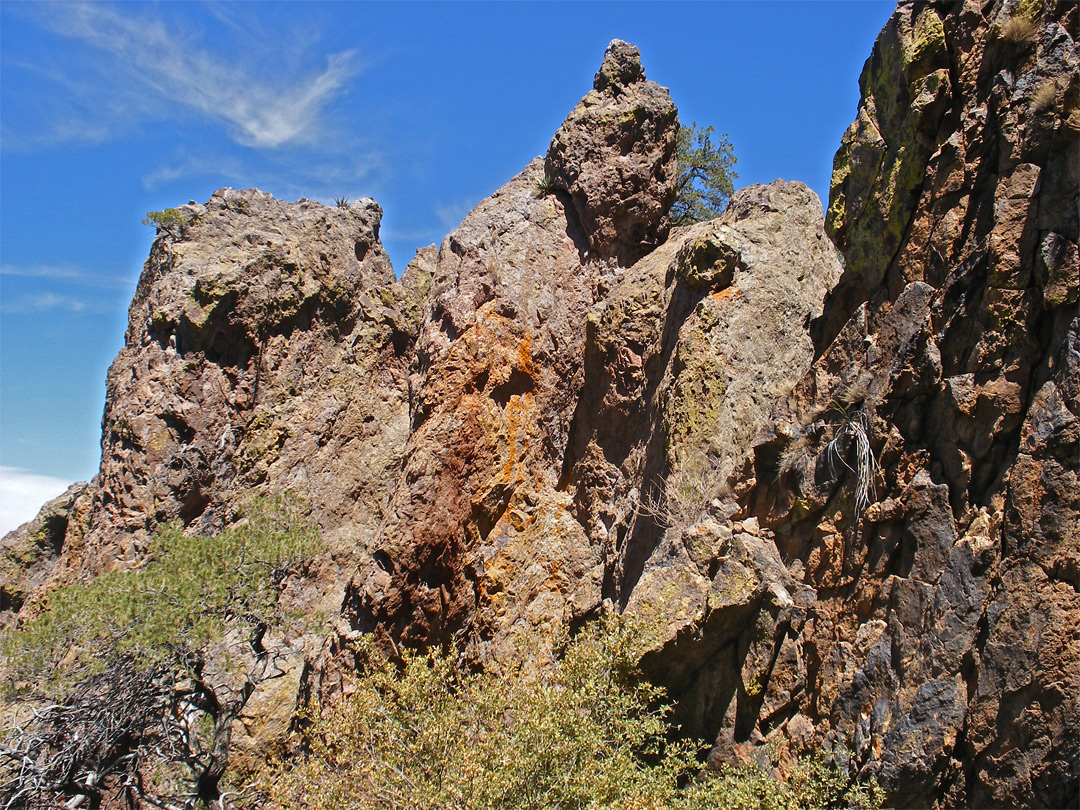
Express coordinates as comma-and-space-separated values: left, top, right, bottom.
909, 9, 947, 85
239, 411, 290, 475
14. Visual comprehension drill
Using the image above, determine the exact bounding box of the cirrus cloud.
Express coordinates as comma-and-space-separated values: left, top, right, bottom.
8, 2, 361, 150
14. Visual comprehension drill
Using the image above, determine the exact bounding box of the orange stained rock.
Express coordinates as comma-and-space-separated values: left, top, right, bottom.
500, 391, 535, 482
711, 286, 743, 304
516, 330, 536, 378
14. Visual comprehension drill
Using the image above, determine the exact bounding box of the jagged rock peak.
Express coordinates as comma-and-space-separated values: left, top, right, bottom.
77, 185, 420, 576
545, 40, 678, 266
593, 39, 645, 91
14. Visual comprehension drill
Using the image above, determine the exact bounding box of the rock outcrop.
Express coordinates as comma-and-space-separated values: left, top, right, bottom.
343, 39, 679, 656
3, 10, 1077, 809
723, 1, 1078, 807
1, 190, 429, 763
53, 191, 421, 599
545, 39, 679, 265
0, 483, 92, 625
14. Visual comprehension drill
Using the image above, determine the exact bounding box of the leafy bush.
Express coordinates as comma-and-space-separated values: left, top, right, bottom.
672, 122, 738, 225
142, 207, 199, 237
1, 495, 320, 809
258, 616, 880, 810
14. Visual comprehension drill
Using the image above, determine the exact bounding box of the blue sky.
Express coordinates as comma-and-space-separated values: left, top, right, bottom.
0, 0, 894, 532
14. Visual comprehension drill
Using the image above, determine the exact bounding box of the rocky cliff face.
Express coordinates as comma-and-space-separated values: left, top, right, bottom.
3, 10, 1077, 809
1, 189, 429, 759
342, 41, 680, 658
736, 1, 1078, 806
16, 191, 425, 598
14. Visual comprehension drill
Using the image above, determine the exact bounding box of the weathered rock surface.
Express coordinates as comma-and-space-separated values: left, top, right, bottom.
718, 1, 1078, 807
4, 10, 1077, 809
342, 39, 679, 657
79, 190, 420, 595
0, 482, 92, 625
546, 40, 679, 265
3, 189, 428, 771
562, 180, 842, 616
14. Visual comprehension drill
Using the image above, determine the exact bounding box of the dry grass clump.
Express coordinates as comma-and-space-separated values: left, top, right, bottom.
827, 407, 877, 525
778, 428, 817, 481
1032, 81, 1057, 112
1001, 14, 1039, 44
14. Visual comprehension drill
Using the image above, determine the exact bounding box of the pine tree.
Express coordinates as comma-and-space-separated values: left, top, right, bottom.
672, 122, 738, 225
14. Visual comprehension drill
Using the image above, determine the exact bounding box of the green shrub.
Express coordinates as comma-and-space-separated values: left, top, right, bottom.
1, 495, 321, 809
142, 207, 199, 237
534, 174, 556, 194
257, 616, 880, 810
5, 495, 318, 689
672, 122, 738, 225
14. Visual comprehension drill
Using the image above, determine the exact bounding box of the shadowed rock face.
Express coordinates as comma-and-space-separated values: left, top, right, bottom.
3, 12, 1076, 809
563, 179, 843, 617
725, 1, 1077, 807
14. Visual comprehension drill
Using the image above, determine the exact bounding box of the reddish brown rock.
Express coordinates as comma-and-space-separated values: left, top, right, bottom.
344, 40, 679, 656
0, 482, 92, 625
53, 190, 422, 622
0, 188, 430, 799
545, 39, 679, 265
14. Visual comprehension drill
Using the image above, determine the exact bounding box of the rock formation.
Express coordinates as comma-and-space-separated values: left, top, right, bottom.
734, 1, 1078, 806
19, 191, 424, 598
342, 39, 680, 656
2, 8, 1077, 809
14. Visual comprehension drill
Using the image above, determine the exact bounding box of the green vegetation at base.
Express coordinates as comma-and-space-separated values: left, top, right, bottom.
258, 616, 881, 810
672, 122, 738, 225
1, 495, 321, 810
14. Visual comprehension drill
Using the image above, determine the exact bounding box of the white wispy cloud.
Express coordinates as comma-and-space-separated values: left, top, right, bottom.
435, 198, 482, 231
0, 263, 136, 314
1, 292, 91, 314
0, 466, 74, 537
141, 149, 385, 199
141, 154, 251, 191
1, 263, 136, 289
13, 2, 361, 150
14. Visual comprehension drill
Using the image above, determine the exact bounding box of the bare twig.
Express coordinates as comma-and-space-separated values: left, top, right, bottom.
826, 409, 877, 525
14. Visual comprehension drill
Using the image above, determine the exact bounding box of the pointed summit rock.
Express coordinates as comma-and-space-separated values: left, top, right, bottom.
545, 39, 678, 265
592, 38, 646, 91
